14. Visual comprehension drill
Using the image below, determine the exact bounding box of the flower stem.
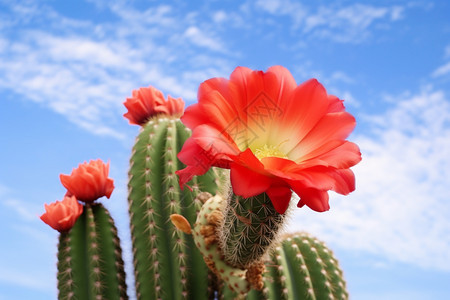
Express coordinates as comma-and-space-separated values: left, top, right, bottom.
218, 191, 287, 269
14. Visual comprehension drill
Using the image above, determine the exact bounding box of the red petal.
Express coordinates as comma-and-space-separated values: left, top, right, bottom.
180, 103, 204, 129
176, 165, 208, 188
276, 79, 330, 152
124, 86, 185, 125
40, 196, 83, 232
266, 186, 292, 214
230, 149, 272, 197
230, 164, 272, 198
176, 128, 235, 187
192, 125, 241, 158
292, 186, 330, 212
228, 66, 298, 146
302, 141, 361, 169
284, 166, 355, 195
327, 95, 345, 113
288, 112, 356, 161
60, 160, 114, 202
326, 168, 356, 195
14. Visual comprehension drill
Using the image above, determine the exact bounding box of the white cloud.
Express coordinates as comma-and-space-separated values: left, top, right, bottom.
184, 26, 225, 52
212, 10, 227, 23
304, 4, 403, 43
255, 1, 406, 43
0, 0, 418, 141
42, 35, 129, 68
390, 5, 405, 21
432, 62, 450, 77
256, 0, 305, 16
0, 1, 233, 139
255, 0, 306, 26
328, 71, 355, 84
291, 87, 450, 271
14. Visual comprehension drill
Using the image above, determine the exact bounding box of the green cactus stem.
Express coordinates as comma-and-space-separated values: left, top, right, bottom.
57, 203, 128, 300
222, 232, 349, 300
127, 117, 222, 300
191, 194, 251, 297
218, 191, 286, 270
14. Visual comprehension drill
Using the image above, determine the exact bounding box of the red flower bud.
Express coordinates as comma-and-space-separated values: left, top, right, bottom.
60, 159, 114, 203
123, 86, 184, 126
40, 196, 83, 232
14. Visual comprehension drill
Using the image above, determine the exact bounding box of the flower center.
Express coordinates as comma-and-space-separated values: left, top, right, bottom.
253, 144, 288, 160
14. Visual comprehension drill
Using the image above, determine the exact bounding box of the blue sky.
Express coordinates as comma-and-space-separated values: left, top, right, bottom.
1, 0, 450, 299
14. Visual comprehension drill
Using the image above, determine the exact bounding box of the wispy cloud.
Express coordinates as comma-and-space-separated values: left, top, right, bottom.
0, 183, 43, 223
2, 199, 37, 222
184, 26, 226, 53
0, 183, 56, 295
0, 0, 421, 140
431, 44, 450, 78
0, 188, 54, 245
254, 1, 405, 43
291, 86, 450, 271
0, 1, 235, 139
0, 266, 54, 293
432, 62, 450, 78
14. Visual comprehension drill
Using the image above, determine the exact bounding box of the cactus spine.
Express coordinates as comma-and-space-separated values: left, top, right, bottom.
57, 203, 127, 300
127, 117, 221, 300
219, 191, 286, 269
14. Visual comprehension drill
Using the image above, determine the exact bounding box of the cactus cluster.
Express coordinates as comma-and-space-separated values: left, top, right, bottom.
175, 192, 348, 300
41, 67, 358, 300
57, 203, 127, 300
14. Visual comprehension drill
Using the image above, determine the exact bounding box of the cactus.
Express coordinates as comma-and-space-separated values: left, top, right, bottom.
223, 232, 349, 300
127, 116, 222, 299
219, 191, 286, 270
57, 203, 128, 300
191, 194, 251, 297
173, 193, 349, 300
42, 67, 359, 300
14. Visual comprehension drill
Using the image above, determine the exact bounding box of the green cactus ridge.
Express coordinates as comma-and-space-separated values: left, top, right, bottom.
224, 232, 349, 300
57, 203, 128, 300
127, 117, 221, 300
219, 191, 286, 269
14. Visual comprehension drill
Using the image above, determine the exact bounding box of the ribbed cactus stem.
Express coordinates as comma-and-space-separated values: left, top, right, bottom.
191, 194, 251, 296
221, 232, 349, 299
57, 203, 128, 300
128, 117, 221, 300
219, 191, 286, 269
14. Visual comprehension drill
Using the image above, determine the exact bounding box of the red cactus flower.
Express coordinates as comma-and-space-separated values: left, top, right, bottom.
124, 86, 184, 125
176, 66, 361, 214
60, 159, 114, 202
40, 196, 83, 232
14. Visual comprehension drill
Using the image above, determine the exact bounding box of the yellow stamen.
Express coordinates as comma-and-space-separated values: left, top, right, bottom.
254, 144, 288, 160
